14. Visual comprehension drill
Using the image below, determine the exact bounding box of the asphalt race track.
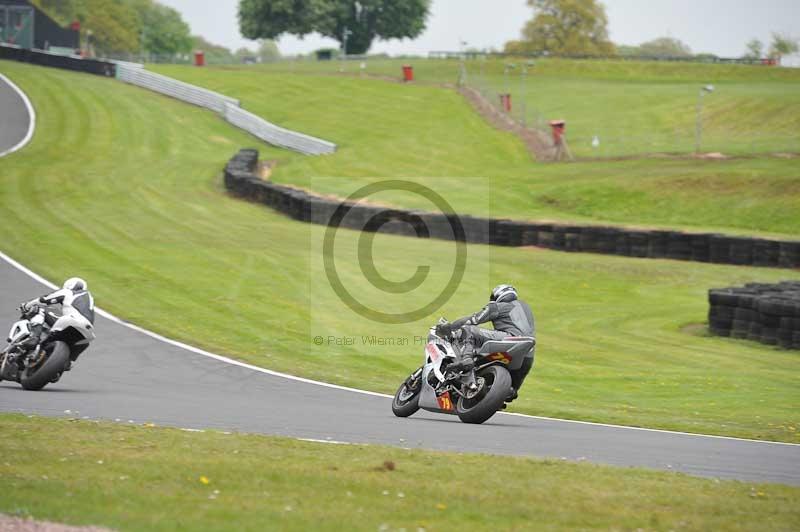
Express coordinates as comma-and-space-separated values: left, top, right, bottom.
0, 74, 33, 156
1, 76, 799, 487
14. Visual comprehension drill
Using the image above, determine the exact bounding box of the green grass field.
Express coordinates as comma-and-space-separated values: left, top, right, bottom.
2, 415, 799, 531
1, 61, 799, 442
242, 57, 800, 157
151, 62, 800, 237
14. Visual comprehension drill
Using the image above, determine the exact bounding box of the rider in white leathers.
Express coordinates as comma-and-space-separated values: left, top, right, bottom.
19, 278, 95, 359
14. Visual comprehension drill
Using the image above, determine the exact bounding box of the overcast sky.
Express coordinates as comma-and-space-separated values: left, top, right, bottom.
159, 0, 800, 59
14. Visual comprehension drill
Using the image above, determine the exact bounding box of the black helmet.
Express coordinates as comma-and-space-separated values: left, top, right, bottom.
490, 284, 517, 303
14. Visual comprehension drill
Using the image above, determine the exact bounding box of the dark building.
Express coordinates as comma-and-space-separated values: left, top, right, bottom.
0, 0, 79, 51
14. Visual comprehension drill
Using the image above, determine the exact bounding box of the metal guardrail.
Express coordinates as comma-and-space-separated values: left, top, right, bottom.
115, 64, 336, 155
116, 64, 238, 114
223, 103, 336, 155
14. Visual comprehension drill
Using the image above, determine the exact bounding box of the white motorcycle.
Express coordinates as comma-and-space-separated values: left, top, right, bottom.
392, 319, 535, 424
1, 302, 95, 390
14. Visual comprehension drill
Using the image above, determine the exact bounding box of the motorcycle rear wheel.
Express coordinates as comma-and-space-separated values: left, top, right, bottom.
456, 365, 512, 424
392, 369, 422, 418
21, 341, 70, 391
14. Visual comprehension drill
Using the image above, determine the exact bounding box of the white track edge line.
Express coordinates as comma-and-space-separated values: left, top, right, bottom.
1, 249, 797, 448
0, 73, 36, 158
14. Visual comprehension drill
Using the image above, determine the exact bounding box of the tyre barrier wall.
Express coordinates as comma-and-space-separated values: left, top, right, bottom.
708, 281, 800, 350
115, 64, 336, 156
0, 43, 115, 77
225, 149, 800, 269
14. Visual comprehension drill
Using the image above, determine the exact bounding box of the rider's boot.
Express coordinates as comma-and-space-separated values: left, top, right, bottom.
449, 352, 475, 373
506, 357, 533, 402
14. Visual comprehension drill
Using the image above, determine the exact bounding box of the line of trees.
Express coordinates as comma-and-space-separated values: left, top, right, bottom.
31, 0, 281, 62
32, 0, 192, 56
744, 34, 799, 64
503, 0, 799, 63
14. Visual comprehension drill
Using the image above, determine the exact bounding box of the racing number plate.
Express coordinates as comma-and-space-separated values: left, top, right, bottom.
436, 392, 454, 411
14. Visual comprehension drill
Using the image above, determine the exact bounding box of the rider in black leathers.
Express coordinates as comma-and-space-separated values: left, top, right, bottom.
436, 284, 535, 401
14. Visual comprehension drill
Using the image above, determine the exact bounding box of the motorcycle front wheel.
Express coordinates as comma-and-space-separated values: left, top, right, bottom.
392, 368, 422, 418
456, 365, 512, 424
20, 341, 70, 391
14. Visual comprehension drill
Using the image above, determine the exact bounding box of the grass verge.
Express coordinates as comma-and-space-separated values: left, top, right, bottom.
235, 57, 800, 157
152, 62, 800, 237
0, 61, 799, 442
2, 414, 799, 531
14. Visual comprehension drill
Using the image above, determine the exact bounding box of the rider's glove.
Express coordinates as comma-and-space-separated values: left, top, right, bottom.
435, 322, 453, 337
20, 301, 38, 317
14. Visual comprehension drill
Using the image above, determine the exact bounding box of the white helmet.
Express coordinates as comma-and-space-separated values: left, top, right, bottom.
490, 284, 517, 303
63, 277, 88, 292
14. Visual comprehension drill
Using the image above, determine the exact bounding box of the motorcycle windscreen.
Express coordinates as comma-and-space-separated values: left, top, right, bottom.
71, 292, 96, 324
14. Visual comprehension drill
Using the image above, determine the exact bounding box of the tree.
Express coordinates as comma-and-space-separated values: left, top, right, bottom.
258, 39, 281, 62
33, 0, 193, 57
238, 0, 431, 55
512, 0, 615, 56
32, 0, 140, 55
637, 37, 691, 57
81, 0, 141, 55
132, 0, 193, 56
234, 46, 255, 60
503, 40, 528, 55
744, 38, 763, 59
769, 33, 799, 64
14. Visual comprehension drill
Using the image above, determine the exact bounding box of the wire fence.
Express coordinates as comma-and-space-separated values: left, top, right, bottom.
105, 53, 799, 160
458, 58, 800, 159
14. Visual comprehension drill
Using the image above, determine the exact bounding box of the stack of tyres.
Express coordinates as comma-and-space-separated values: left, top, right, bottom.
535, 224, 555, 249
647, 231, 670, 259
518, 223, 539, 247
666, 232, 692, 261
690, 234, 712, 262
563, 226, 582, 252
709, 236, 732, 264
752, 240, 780, 267
708, 289, 737, 336
614, 231, 631, 256
728, 237, 754, 266
708, 282, 800, 350
489, 220, 511, 246
550, 226, 567, 250
779, 242, 800, 268
223, 150, 800, 269
628, 231, 650, 258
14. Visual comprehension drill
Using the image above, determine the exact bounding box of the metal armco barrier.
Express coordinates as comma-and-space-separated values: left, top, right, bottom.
115, 64, 336, 155
223, 103, 336, 155
709, 281, 800, 349
224, 149, 800, 269
115, 64, 238, 114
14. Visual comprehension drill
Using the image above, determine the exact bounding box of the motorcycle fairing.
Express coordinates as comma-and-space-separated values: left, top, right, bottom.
477, 337, 534, 370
